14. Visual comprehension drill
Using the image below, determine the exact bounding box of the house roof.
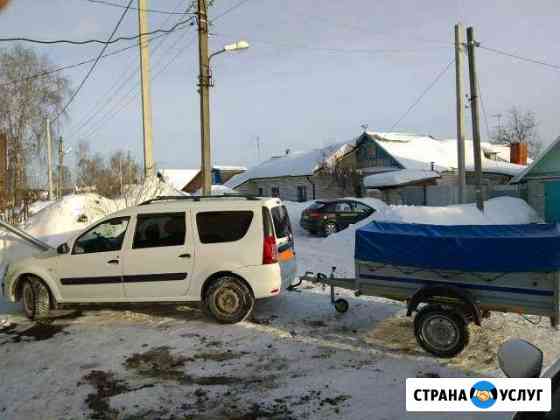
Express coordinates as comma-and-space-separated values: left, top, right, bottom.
224, 142, 354, 189
363, 169, 440, 188
510, 136, 560, 183
157, 169, 199, 190
366, 132, 526, 176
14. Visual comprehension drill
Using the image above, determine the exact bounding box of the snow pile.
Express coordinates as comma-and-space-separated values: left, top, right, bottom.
193, 184, 238, 196
290, 197, 539, 278
115, 176, 187, 209
28, 200, 54, 216
363, 169, 440, 188
157, 169, 199, 191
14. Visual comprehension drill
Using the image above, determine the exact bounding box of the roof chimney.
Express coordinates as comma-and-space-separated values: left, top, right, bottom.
510, 143, 528, 165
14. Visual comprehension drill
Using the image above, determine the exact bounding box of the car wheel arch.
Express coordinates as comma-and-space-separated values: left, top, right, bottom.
201, 271, 254, 301
14, 273, 56, 307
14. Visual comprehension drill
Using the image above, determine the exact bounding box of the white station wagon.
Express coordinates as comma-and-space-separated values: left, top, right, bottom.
2, 196, 297, 323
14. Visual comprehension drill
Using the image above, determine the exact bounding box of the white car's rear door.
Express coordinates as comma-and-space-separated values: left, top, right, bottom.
121, 211, 193, 299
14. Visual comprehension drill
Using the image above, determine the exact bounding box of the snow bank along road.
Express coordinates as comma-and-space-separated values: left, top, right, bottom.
0, 195, 557, 419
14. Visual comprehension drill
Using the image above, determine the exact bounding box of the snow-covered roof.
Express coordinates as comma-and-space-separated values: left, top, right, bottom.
157, 169, 199, 191
366, 132, 526, 176
363, 169, 440, 188
225, 142, 354, 189
212, 165, 247, 172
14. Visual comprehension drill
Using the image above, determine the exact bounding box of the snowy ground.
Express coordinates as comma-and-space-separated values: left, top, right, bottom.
0, 195, 556, 420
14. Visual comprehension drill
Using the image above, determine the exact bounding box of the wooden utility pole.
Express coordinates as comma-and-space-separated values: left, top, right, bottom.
138, 0, 155, 178
197, 0, 212, 196
45, 119, 54, 201
466, 26, 484, 211
58, 136, 64, 199
454, 24, 466, 204
0, 132, 7, 211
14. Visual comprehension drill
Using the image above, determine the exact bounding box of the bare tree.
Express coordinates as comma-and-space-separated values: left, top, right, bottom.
491, 107, 542, 158
0, 45, 71, 207
317, 151, 362, 197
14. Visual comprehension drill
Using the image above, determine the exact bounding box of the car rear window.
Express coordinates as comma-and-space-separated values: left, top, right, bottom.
196, 211, 254, 244
271, 205, 291, 239
308, 201, 325, 210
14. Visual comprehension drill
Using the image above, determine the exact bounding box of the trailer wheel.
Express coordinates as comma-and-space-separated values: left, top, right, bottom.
334, 298, 349, 313
414, 305, 469, 358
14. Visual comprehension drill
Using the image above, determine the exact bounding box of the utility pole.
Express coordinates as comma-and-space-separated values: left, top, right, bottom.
45, 119, 54, 201
454, 23, 466, 204
58, 137, 64, 199
0, 132, 7, 212
138, 0, 155, 178
466, 26, 484, 211
197, 0, 212, 196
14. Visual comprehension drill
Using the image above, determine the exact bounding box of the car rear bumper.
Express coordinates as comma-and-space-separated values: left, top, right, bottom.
300, 218, 322, 232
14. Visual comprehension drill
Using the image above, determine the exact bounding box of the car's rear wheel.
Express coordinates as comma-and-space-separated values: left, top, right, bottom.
204, 276, 255, 324
323, 222, 337, 237
21, 277, 51, 321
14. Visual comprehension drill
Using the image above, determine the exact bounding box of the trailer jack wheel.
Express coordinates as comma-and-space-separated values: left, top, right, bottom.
334, 298, 349, 313
414, 305, 469, 358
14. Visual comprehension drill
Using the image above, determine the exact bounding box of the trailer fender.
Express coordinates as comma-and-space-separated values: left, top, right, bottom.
407, 285, 482, 326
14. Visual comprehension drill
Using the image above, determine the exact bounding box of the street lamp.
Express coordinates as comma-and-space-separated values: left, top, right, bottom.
199, 39, 250, 195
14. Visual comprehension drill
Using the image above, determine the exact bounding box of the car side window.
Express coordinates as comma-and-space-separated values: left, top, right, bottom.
73, 217, 130, 255
196, 211, 253, 243
133, 213, 186, 249
353, 202, 372, 214
335, 202, 352, 212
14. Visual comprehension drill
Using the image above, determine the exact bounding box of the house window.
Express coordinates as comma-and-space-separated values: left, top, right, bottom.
271, 187, 280, 198
258, 187, 264, 196
297, 186, 307, 202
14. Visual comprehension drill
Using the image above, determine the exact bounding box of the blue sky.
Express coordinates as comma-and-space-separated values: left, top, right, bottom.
2, 0, 559, 171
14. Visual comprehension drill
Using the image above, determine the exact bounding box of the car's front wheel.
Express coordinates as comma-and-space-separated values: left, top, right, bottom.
21, 277, 51, 321
204, 276, 255, 324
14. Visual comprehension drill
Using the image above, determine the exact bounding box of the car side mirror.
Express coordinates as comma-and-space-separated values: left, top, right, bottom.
57, 243, 69, 255
498, 339, 543, 378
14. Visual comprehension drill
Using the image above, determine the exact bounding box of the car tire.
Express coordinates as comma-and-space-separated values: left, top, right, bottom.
21, 277, 51, 321
205, 276, 255, 324
414, 304, 469, 358
323, 222, 337, 237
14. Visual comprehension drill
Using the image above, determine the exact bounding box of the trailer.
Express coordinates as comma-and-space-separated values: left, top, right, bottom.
299, 222, 560, 358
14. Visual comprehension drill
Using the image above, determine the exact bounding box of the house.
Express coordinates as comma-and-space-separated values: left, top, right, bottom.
511, 136, 560, 222
157, 166, 247, 194
225, 131, 528, 203
224, 143, 356, 201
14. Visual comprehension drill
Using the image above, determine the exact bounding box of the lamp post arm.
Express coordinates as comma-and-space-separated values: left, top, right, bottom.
209, 48, 226, 62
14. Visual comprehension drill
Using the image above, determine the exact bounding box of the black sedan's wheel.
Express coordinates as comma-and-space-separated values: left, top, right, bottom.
323, 222, 337, 237
21, 277, 51, 320
414, 305, 469, 358
334, 298, 349, 313
205, 276, 255, 324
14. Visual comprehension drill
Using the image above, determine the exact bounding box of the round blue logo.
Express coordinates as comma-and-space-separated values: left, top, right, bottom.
470, 381, 498, 409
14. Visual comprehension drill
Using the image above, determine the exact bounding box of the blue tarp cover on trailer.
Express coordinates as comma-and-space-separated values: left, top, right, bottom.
355, 222, 560, 273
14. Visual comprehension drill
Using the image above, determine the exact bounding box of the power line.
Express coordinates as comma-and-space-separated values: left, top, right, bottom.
211, 0, 252, 22
84, 0, 196, 15
390, 58, 455, 131
479, 45, 560, 71
54, 0, 135, 122
0, 32, 174, 87
0, 16, 193, 46
68, 1, 195, 139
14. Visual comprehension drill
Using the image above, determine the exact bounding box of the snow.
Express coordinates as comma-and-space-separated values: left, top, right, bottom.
0, 193, 557, 420
27, 200, 54, 216
157, 169, 199, 190
193, 184, 238, 196
368, 132, 526, 176
363, 169, 440, 188
225, 142, 355, 189
212, 165, 247, 171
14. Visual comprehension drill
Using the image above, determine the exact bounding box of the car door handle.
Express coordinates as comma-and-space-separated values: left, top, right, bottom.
178, 253, 191, 258
107, 259, 119, 265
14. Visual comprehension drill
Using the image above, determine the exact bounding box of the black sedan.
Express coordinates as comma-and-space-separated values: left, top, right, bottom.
300, 199, 375, 236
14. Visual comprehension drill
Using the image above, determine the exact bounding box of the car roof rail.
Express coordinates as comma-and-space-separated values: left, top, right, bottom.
139, 194, 261, 205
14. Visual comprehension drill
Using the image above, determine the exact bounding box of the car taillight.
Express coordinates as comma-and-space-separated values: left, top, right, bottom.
308, 212, 322, 219
263, 235, 278, 264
